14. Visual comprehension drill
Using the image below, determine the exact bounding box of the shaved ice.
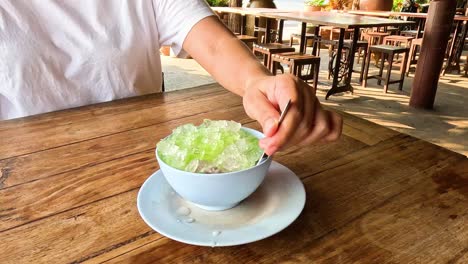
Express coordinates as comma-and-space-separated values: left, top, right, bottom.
157, 120, 263, 173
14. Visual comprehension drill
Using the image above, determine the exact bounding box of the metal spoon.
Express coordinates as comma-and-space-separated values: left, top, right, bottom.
256, 99, 292, 165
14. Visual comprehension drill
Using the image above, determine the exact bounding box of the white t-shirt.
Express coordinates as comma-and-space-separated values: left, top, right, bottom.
0, 0, 214, 120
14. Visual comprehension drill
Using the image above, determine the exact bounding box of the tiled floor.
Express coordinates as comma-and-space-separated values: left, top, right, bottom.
161, 50, 468, 156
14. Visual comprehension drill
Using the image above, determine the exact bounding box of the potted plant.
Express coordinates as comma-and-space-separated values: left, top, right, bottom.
359, 0, 393, 11
304, 0, 327, 11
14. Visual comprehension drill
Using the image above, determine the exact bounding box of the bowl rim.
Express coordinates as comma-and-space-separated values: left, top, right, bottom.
156, 126, 271, 176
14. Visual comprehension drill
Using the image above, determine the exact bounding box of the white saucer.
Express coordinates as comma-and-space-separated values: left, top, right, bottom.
137, 161, 306, 247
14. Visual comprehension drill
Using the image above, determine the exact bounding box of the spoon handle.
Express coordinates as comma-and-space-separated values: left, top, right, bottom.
256, 99, 291, 165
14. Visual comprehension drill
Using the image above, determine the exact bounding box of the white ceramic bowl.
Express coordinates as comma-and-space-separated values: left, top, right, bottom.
156, 127, 272, 211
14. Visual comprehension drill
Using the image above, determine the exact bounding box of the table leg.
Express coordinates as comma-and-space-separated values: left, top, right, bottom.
345, 27, 360, 89
300, 22, 307, 53
312, 26, 320, 56
454, 21, 468, 69
442, 20, 461, 75
265, 18, 272, 44
326, 28, 346, 100
416, 18, 424, 38
241, 15, 246, 35
278, 19, 284, 43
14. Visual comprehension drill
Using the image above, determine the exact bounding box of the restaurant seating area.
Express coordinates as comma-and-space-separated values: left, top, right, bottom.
190, 5, 467, 156
213, 7, 468, 106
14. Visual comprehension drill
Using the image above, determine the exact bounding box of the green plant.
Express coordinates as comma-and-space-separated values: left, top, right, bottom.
206, 0, 229, 7
393, 0, 429, 11
305, 0, 327, 6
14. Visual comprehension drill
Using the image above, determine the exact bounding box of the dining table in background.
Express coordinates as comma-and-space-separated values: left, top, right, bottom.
0, 83, 467, 263
349, 10, 468, 75
212, 8, 415, 99
258, 11, 414, 99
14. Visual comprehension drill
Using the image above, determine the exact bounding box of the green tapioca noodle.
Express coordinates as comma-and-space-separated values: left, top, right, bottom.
157, 120, 263, 173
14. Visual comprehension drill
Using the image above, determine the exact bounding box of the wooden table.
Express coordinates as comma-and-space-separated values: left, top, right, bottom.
349, 10, 468, 21
259, 11, 414, 99
1, 84, 467, 263
349, 10, 468, 75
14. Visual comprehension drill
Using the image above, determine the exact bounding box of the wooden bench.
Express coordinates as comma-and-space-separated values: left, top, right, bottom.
237, 35, 258, 49
271, 52, 320, 92
237, 35, 257, 44
252, 43, 296, 70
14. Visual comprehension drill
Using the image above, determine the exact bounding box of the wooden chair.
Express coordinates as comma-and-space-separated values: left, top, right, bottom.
406, 38, 423, 76
289, 33, 316, 54
383, 35, 414, 47
362, 31, 391, 64
362, 31, 391, 46
252, 43, 295, 70
237, 35, 258, 49
383, 35, 414, 69
363, 45, 409, 93
400, 30, 419, 38
271, 52, 320, 93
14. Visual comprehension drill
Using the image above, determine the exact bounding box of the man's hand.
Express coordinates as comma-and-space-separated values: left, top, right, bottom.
243, 74, 343, 155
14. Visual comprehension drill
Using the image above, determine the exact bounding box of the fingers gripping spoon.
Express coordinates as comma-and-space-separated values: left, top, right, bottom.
256, 99, 291, 166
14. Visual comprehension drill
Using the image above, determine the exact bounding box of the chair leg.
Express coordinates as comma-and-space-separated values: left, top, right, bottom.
399, 52, 409, 91
377, 52, 385, 85
313, 62, 320, 93
384, 54, 394, 93
272, 60, 278, 76
359, 47, 368, 83
302, 39, 307, 54
262, 53, 268, 67
297, 63, 303, 79
363, 50, 372, 88
292, 62, 298, 76
266, 54, 272, 71
407, 44, 415, 76
327, 47, 333, 80
357, 47, 362, 64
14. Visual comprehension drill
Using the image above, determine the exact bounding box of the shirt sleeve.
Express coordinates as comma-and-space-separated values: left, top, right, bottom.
153, 0, 215, 57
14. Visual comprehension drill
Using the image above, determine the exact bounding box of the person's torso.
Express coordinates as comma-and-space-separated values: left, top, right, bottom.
0, 0, 162, 119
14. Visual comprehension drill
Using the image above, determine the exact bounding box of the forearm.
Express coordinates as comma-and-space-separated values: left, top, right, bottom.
183, 16, 271, 96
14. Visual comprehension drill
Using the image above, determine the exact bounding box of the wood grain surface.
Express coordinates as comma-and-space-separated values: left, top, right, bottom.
0, 84, 466, 264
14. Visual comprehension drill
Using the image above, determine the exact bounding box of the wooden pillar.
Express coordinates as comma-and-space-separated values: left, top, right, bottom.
228, 0, 243, 34
409, 0, 457, 109
246, 0, 276, 40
